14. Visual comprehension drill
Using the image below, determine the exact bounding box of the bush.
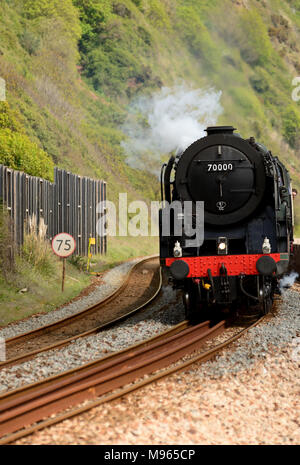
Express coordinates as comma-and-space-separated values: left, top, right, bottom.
238, 9, 272, 66
249, 68, 270, 94
73, 0, 112, 31
22, 0, 57, 19
0, 102, 20, 131
68, 254, 86, 271
18, 29, 41, 55
0, 101, 54, 178
131, 0, 142, 7
147, 0, 170, 29
22, 0, 81, 32
22, 216, 56, 276
0, 128, 54, 180
176, 5, 220, 70
282, 106, 300, 149
229, 86, 265, 120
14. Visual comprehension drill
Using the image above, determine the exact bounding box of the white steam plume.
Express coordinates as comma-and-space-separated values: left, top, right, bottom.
279, 271, 299, 291
121, 83, 223, 175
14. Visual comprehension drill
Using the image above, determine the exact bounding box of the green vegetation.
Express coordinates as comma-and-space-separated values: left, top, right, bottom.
0, 102, 54, 179
88, 235, 158, 273
282, 105, 300, 148
1, 0, 300, 202
1, 0, 300, 318
0, 208, 92, 325
0, 127, 54, 179
0, 257, 92, 327
0, 207, 14, 281
176, 4, 220, 70
239, 9, 273, 66
0, 214, 158, 326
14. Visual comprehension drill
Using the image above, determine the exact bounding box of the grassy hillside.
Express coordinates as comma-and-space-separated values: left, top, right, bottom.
0, 0, 300, 230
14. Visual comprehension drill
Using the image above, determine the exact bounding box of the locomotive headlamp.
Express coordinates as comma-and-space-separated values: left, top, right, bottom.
262, 237, 271, 254
217, 237, 228, 255
173, 241, 182, 258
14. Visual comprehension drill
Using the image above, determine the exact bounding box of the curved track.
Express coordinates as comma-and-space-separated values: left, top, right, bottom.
0, 256, 161, 368
0, 315, 266, 444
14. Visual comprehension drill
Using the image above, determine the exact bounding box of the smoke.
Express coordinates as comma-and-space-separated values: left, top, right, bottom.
121, 83, 223, 175
279, 271, 299, 291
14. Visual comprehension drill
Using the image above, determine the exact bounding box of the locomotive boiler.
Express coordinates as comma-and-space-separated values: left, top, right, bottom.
159, 126, 294, 319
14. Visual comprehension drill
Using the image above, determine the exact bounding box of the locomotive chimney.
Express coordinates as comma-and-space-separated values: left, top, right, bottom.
205, 126, 236, 136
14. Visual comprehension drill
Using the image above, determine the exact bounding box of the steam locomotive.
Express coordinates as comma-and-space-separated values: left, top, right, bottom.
159, 126, 294, 319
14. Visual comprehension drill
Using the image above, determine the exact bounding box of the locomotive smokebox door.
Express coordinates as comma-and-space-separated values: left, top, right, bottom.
175, 128, 266, 226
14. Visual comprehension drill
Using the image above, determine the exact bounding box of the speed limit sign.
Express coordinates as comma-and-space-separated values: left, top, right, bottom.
51, 233, 76, 258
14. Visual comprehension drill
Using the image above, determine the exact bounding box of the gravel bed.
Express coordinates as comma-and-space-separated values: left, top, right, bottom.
0, 257, 143, 340
14, 287, 300, 445
0, 286, 182, 393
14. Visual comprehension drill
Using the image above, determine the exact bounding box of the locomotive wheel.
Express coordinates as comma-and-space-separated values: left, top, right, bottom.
261, 291, 274, 315
183, 282, 209, 322
183, 289, 198, 321
260, 276, 274, 315
183, 291, 191, 315
262, 295, 273, 315
239, 276, 262, 319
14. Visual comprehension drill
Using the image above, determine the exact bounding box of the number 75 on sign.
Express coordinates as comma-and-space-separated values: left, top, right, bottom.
51, 233, 76, 258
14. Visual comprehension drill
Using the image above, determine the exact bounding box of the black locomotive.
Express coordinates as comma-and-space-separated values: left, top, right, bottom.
159, 126, 294, 318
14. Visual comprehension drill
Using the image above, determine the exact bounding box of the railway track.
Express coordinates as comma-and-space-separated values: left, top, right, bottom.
0, 314, 265, 444
0, 256, 161, 369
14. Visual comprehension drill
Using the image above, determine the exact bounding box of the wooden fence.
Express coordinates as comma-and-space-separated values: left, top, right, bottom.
0, 165, 107, 256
